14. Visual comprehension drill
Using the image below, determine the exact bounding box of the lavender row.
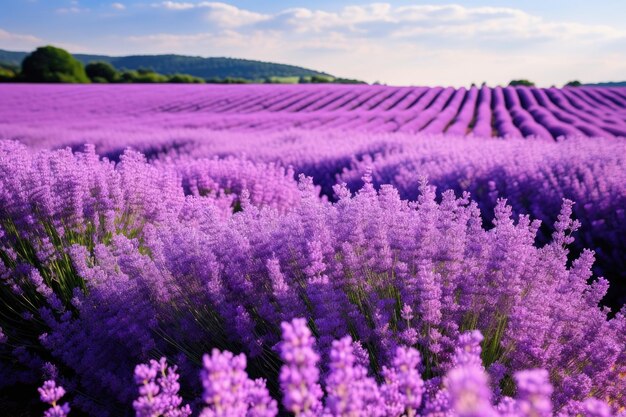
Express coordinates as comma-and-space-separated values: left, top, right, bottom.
1, 84, 625, 139
37, 318, 622, 417
339, 135, 626, 307
146, 132, 626, 308
1, 141, 624, 415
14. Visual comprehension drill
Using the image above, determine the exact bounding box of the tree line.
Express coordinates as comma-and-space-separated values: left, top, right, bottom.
0, 46, 585, 87
0, 45, 366, 85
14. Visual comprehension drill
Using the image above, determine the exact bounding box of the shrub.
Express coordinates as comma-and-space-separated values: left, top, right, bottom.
85, 61, 120, 83
168, 73, 205, 83
565, 80, 582, 87
509, 79, 535, 87
21, 46, 90, 83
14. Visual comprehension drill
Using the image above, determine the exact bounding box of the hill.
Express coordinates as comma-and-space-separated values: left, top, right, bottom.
0, 50, 27, 67
584, 81, 626, 87
0, 49, 331, 81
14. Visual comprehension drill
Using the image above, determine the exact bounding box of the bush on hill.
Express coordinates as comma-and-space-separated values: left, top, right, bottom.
565, 80, 582, 87
0, 66, 17, 82
86, 61, 120, 83
21, 46, 90, 83
509, 79, 535, 87
168, 73, 205, 83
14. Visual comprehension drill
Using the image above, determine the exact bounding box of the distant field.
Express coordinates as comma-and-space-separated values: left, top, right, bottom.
1, 84, 625, 147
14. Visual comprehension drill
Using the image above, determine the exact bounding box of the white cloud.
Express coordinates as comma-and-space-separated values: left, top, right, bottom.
157, 1, 197, 10
152, 2, 625, 43
155, 1, 269, 26
0, 28, 42, 50
112, 2, 126, 10
56, 7, 79, 13
0, 28, 90, 54
54, 0, 88, 13
202, 3, 270, 28
0, 28, 41, 44
42, 1, 626, 86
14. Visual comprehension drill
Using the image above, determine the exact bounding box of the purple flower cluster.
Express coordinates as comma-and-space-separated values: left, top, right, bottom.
2, 85, 624, 290
279, 319, 323, 416
340, 135, 626, 307
133, 358, 191, 417
38, 380, 70, 417
157, 155, 302, 212
199, 349, 276, 417
37, 320, 623, 417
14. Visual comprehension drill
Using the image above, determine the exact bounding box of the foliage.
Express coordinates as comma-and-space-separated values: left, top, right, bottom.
106, 54, 329, 80
1, 47, 334, 80
508, 79, 535, 87
264, 76, 301, 84
206, 76, 251, 84
85, 61, 120, 83
168, 73, 205, 84
0, 66, 17, 82
298, 75, 367, 84
21, 46, 90, 83
119, 69, 169, 83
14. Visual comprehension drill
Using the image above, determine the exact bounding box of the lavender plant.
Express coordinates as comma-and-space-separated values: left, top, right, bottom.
0, 137, 623, 415
36, 320, 624, 417
38, 380, 70, 417
340, 136, 626, 307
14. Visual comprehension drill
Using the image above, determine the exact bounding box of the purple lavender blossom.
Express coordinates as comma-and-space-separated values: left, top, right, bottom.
452, 331, 484, 368
200, 349, 276, 417
324, 335, 384, 417
279, 318, 323, 417
382, 346, 425, 416
39, 380, 70, 417
514, 370, 553, 417
133, 358, 192, 417
445, 365, 497, 417
199, 349, 249, 417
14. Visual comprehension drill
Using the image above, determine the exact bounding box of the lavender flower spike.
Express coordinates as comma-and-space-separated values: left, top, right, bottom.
514, 370, 553, 417
133, 358, 192, 417
39, 380, 70, 417
445, 365, 497, 417
279, 318, 323, 417
200, 349, 250, 417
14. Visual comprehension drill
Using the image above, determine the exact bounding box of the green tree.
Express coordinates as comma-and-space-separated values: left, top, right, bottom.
168, 73, 205, 83
120, 69, 168, 83
207, 77, 250, 84
85, 62, 119, 83
332, 77, 367, 84
508, 79, 535, 87
310, 75, 333, 83
0, 67, 17, 82
21, 46, 90, 83
565, 80, 582, 87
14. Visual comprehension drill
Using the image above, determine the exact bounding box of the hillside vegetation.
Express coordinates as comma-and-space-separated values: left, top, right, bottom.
0, 47, 366, 84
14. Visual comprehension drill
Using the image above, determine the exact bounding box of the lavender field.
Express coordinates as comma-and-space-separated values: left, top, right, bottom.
2, 85, 626, 146
1, 84, 625, 417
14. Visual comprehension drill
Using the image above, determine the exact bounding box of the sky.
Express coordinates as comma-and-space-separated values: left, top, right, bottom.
1, 0, 625, 86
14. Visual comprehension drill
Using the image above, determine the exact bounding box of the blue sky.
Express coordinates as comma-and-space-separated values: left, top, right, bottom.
1, 0, 625, 86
